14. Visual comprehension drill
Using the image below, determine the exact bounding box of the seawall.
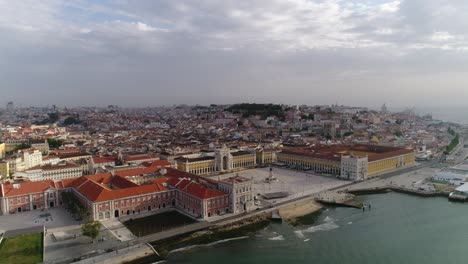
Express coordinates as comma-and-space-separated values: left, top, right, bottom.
348, 186, 449, 198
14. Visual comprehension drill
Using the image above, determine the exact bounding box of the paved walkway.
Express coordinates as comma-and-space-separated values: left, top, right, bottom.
0, 207, 81, 232
4, 226, 44, 238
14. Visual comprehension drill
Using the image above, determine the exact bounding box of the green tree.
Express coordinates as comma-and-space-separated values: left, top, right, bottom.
48, 112, 60, 123
82, 221, 102, 242
47, 138, 64, 149
14, 143, 30, 152
64, 116, 80, 125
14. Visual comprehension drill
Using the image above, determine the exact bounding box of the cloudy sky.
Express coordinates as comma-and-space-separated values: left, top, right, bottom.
1, 0, 468, 108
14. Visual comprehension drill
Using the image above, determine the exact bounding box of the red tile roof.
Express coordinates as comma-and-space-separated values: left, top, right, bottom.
222, 176, 250, 184
282, 144, 414, 162
74, 179, 167, 203
113, 167, 160, 178
63, 168, 170, 203
141, 160, 171, 168
93, 156, 117, 164
167, 177, 226, 200
1, 180, 57, 197
125, 155, 156, 162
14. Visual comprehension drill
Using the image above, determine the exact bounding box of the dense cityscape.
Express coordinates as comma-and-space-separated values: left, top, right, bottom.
1, 102, 467, 263
3, 0, 468, 263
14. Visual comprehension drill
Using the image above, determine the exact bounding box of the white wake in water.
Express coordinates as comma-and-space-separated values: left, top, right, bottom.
301, 216, 339, 234
294, 230, 305, 239
169, 236, 249, 254
269, 235, 285, 241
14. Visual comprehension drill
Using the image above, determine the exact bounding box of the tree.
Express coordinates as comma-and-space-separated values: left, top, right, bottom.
82, 221, 102, 242
14, 143, 30, 152
47, 138, 64, 149
48, 112, 60, 123
64, 116, 80, 125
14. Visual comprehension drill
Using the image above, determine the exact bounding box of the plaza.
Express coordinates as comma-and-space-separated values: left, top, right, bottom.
0, 206, 80, 234
213, 167, 351, 205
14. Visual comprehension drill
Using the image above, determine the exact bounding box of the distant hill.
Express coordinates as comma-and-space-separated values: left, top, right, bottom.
225, 103, 287, 119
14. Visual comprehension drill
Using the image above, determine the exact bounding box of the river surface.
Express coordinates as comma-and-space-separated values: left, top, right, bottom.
166, 193, 468, 264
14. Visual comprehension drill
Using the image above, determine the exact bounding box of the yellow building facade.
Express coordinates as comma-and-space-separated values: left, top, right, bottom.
0, 161, 9, 178
278, 145, 416, 180
232, 153, 256, 169
0, 143, 5, 158
176, 149, 258, 175
277, 152, 341, 175
177, 158, 216, 175
256, 149, 277, 165
367, 153, 415, 177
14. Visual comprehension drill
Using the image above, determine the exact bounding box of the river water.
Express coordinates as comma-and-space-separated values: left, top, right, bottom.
166, 193, 468, 264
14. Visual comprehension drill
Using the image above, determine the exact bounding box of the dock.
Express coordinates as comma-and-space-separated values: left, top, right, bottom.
271, 210, 282, 221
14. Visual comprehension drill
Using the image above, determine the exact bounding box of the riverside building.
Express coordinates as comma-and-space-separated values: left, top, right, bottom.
0, 167, 253, 221
277, 144, 415, 180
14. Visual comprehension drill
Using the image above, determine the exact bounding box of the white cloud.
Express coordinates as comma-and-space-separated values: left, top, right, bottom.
431, 31, 455, 42
380, 1, 401, 13
80, 28, 92, 34
136, 22, 156, 32
375, 28, 394, 35
4, 0, 468, 108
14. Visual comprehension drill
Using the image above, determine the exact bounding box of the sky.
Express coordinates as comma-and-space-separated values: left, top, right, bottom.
1, 0, 468, 108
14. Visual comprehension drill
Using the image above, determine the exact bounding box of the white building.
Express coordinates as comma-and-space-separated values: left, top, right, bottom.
30, 140, 50, 154
433, 171, 467, 186
218, 175, 254, 214
22, 149, 43, 170
14, 161, 82, 182
340, 155, 368, 181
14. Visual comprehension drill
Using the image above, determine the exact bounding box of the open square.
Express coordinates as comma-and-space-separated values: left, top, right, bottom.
214, 167, 350, 203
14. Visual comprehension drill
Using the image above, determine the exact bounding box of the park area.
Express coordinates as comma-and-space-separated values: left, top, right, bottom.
0, 233, 43, 264
123, 211, 196, 237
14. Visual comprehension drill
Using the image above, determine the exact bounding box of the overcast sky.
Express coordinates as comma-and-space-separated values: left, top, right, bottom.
1, 0, 468, 108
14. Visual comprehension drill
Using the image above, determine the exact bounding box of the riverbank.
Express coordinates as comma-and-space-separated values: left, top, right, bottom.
162, 192, 468, 264
150, 213, 271, 258
348, 185, 449, 198
278, 198, 322, 224
125, 200, 328, 262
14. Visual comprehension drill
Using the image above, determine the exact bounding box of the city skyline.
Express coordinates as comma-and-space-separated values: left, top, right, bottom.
2, 1, 468, 107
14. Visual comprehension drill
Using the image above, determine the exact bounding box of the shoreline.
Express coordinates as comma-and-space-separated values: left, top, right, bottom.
124, 200, 326, 263
347, 186, 449, 198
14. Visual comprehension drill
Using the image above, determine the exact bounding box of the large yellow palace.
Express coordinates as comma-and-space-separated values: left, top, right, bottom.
277, 144, 415, 181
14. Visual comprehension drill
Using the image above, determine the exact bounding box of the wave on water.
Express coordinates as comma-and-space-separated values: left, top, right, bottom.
303, 239, 310, 242
301, 216, 339, 234
269, 235, 285, 241
348, 222, 353, 225
294, 230, 305, 239
152, 261, 167, 264
169, 236, 249, 254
